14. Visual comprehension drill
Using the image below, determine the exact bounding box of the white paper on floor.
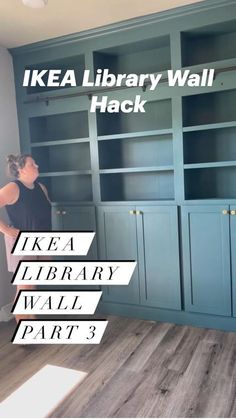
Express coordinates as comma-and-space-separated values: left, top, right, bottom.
0, 364, 87, 418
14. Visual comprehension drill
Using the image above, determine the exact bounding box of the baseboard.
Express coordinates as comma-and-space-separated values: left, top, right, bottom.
99, 301, 236, 333
0, 302, 14, 322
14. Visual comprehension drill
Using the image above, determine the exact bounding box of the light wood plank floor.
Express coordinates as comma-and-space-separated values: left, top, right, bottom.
0, 316, 236, 417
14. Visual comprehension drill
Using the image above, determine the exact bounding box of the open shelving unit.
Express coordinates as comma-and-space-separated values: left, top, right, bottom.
31, 142, 91, 172
25, 54, 85, 95
96, 97, 174, 201
93, 36, 171, 75
29, 111, 89, 142
98, 133, 173, 169
181, 19, 236, 66
183, 125, 236, 164
96, 99, 172, 136
182, 90, 236, 127
40, 174, 93, 202
29, 109, 92, 202
12, 2, 236, 205
100, 171, 174, 201
182, 89, 236, 200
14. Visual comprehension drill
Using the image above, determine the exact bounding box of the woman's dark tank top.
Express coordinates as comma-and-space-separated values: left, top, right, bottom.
6, 180, 51, 231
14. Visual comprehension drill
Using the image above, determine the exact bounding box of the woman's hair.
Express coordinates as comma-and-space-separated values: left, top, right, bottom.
6, 154, 31, 178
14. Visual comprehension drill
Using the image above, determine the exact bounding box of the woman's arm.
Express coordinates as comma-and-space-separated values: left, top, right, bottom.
0, 182, 20, 238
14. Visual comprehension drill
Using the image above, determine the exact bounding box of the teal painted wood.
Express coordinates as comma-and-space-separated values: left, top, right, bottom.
13, 15, 236, 207
181, 205, 231, 316
8, 0, 236, 329
172, 96, 184, 203
184, 162, 236, 169
98, 300, 236, 333
51, 205, 63, 230
97, 206, 140, 304
26, 99, 94, 203
52, 205, 97, 260
62, 205, 97, 260
182, 90, 236, 127
24, 94, 89, 116
136, 206, 181, 310
183, 121, 236, 132
230, 205, 236, 317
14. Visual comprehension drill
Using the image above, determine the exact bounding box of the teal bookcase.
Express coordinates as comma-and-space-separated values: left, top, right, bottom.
9, 0, 236, 331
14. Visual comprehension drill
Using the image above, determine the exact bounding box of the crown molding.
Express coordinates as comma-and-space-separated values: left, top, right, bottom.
9, 0, 236, 55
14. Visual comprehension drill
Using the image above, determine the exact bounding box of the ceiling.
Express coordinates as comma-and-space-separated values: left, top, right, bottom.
0, 0, 204, 49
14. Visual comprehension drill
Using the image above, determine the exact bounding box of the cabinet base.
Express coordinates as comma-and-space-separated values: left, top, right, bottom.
99, 302, 236, 332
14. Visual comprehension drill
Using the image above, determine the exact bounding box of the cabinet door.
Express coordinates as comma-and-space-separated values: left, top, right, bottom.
53, 206, 97, 260
182, 206, 231, 316
230, 206, 236, 316
97, 206, 139, 304
137, 206, 181, 309
52, 206, 63, 230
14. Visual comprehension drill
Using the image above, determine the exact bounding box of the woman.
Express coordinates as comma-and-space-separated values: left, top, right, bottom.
0, 154, 51, 323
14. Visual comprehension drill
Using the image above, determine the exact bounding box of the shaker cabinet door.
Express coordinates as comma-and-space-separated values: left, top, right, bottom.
97, 206, 139, 304
52, 205, 97, 260
182, 206, 231, 316
230, 206, 236, 317
137, 206, 181, 310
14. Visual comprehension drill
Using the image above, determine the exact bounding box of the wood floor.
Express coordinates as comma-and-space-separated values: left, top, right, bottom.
0, 315, 236, 417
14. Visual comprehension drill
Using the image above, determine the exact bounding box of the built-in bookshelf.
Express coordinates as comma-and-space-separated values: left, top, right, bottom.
11, 1, 236, 204
96, 99, 172, 136
93, 36, 171, 75
31, 141, 91, 172
29, 111, 89, 142
25, 54, 85, 95
182, 89, 236, 200
183, 126, 236, 164
41, 174, 93, 202
181, 19, 236, 66
29, 109, 92, 202
98, 133, 173, 169
9, 0, 236, 332
96, 96, 174, 201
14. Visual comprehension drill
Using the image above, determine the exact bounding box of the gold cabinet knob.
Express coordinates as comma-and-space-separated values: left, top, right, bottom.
222, 209, 229, 215
136, 210, 143, 215
129, 210, 136, 215
231, 210, 236, 216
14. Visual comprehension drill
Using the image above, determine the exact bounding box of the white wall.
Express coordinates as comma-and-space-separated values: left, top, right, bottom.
0, 46, 20, 309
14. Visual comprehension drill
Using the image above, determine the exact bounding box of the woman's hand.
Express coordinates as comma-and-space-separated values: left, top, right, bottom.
5, 226, 20, 239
